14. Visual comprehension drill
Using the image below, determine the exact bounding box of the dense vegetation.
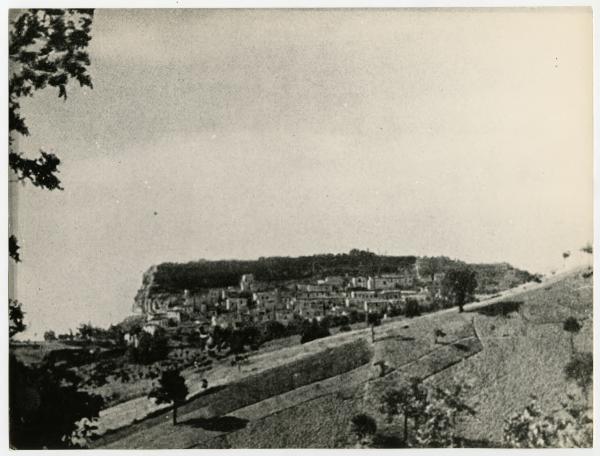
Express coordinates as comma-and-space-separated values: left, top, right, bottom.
148, 250, 417, 293
142, 250, 534, 294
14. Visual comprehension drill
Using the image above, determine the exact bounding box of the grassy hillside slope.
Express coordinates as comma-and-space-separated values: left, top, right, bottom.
206, 268, 592, 448
98, 268, 592, 448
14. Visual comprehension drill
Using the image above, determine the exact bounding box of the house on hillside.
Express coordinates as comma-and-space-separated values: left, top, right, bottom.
240, 274, 255, 291
142, 320, 167, 335
225, 296, 249, 313
319, 276, 345, 288
377, 290, 404, 300
364, 299, 390, 314
367, 274, 410, 290
274, 309, 295, 324
350, 290, 377, 299
253, 290, 280, 310
350, 276, 368, 288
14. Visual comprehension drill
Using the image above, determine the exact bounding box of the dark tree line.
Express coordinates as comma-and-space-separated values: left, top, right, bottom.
150, 251, 417, 292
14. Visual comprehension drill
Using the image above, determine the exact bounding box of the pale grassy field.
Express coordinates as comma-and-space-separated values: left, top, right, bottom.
426, 269, 593, 444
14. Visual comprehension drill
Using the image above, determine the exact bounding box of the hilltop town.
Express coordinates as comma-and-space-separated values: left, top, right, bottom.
131, 251, 535, 338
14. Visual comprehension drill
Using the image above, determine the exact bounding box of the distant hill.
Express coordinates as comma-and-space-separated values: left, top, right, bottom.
135, 250, 535, 300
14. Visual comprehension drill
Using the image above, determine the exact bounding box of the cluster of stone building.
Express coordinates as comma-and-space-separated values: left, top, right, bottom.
134, 264, 447, 333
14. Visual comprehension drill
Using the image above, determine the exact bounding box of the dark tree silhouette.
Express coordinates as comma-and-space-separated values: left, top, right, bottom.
300, 318, 330, 344
441, 268, 478, 312
127, 328, 169, 364
563, 317, 582, 354
351, 414, 378, 445
419, 257, 442, 282
564, 352, 592, 396
9, 355, 104, 448
580, 243, 593, 255
9, 299, 26, 338
9, 235, 21, 263
149, 368, 189, 425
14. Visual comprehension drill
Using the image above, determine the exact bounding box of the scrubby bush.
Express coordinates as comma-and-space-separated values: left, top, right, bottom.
377, 377, 475, 448
503, 395, 592, 448
300, 319, 331, 344
367, 312, 382, 327
564, 352, 593, 395
348, 309, 366, 324
260, 320, 287, 342
405, 299, 421, 318
351, 414, 377, 446
127, 329, 169, 364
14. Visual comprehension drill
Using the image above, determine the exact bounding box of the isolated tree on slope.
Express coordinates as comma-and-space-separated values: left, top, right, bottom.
380, 377, 428, 445
563, 317, 581, 354
419, 257, 442, 282
149, 368, 189, 425
441, 268, 478, 313
351, 414, 377, 447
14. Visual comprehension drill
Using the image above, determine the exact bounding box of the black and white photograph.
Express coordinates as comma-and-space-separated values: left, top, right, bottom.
5, 3, 596, 450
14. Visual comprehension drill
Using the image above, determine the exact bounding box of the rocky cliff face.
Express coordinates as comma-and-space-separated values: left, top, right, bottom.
133, 265, 185, 315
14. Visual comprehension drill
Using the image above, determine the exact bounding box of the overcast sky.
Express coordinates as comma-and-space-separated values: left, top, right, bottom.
10, 8, 592, 338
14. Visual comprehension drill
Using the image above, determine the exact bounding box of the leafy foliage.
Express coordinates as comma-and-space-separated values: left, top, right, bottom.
351, 414, 378, 445
441, 268, 478, 311
149, 368, 189, 425
367, 312, 382, 326
405, 298, 421, 317
149, 251, 417, 292
564, 352, 592, 395
562, 317, 582, 353
377, 377, 475, 448
415, 381, 476, 447
503, 395, 592, 448
9, 354, 104, 449
8, 9, 95, 263
43, 330, 57, 341
563, 317, 581, 334
9, 299, 26, 338
300, 318, 331, 344
9, 9, 94, 188
127, 328, 169, 364
9, 235, 21, 262
379, 377, 428, 443
418, 257, 444, 281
